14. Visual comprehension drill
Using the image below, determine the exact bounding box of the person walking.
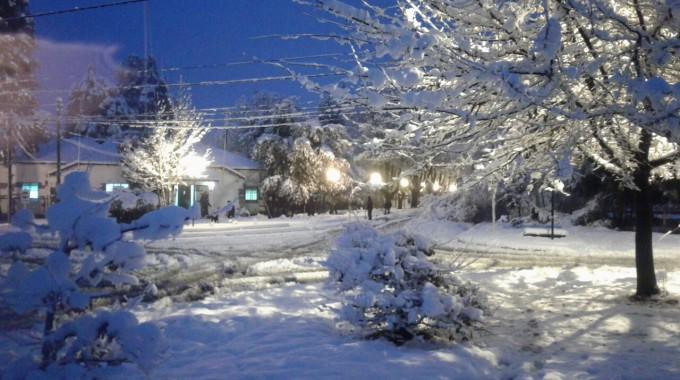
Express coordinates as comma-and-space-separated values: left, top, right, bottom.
366, 196, 373, 220
199, 191, 211, 217
384, 195, 392, 215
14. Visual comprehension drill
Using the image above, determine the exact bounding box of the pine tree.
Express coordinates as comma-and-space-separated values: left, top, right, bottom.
99, 55, 172, 137
65, 67, 111, 138
115, 55, 171, 120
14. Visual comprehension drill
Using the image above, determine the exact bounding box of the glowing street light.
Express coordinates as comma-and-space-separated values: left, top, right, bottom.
399, 177, 409, 188
180, 151, 210, 179
432, 181, 441, 192
326, 167, 342, 183
369, 172, 383, 186
448, 183, 458, 193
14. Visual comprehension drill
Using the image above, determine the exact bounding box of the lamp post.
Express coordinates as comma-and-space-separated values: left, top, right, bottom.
326, 167, 341, 184
325, 167, 342, 214
369, 172, 383, 187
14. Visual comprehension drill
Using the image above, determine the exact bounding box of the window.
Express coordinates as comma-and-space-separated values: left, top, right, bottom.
245, 188, 258, 201
105, 183, 129, 193
21, 183, 39, 199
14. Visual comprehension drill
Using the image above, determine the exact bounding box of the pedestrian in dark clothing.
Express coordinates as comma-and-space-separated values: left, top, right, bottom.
366, 196, 373, 220
199, 191, 211, 217
225, 200, 236, 219
384, 197, 392, 215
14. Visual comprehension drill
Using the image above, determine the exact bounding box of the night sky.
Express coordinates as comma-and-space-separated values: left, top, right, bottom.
29, 0, 358, 113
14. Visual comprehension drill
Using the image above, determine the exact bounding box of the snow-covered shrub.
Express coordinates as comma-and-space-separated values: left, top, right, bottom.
423, 185, 492, 223
0, 231, 32, 255
109, 189, 158, 223
326, 224, 485, 345
2, 172, 188, 378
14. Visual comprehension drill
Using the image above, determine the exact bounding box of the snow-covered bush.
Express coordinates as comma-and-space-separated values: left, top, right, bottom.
2, 172, 189, 378
109, 189, 158, 223
423, 185, 492, 223
326, 224, 485, 345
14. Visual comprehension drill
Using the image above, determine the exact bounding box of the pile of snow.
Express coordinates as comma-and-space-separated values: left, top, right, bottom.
6, 310, 163, 380
326, 223, 485, 344
0, 172, 188, 378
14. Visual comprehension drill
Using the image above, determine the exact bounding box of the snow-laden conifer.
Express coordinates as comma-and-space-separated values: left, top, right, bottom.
326, 224, 485, 344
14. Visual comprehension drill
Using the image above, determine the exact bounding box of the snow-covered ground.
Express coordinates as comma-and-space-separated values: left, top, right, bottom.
406, 217, 680, 269
23, 265, 673, 379
2, 213, 680, 379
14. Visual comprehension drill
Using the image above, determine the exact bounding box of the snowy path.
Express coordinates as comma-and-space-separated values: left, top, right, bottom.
138, 211, 416, 299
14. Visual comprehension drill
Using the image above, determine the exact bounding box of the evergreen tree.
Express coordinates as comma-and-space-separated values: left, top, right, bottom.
65, 67, 111, 138
98, 55, 172, 137
115, 55, 171, 120
226, 92, 302, 157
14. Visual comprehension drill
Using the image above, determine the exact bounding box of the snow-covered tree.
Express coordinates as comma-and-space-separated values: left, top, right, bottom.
114, 55, 172, 121
224, 92, 303, 157
2, 172, 189, 378
121, 90, 211, 205
326, 224, 485, 344
0, 0, 46, 218
65, 67, 113, 138
80, 55, 173, 138
302, 0, 680, 297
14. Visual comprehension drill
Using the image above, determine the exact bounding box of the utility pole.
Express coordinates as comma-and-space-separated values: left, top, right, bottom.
6, 125, 12, 223
56, 98, 62, 186
550, 190, 555, 240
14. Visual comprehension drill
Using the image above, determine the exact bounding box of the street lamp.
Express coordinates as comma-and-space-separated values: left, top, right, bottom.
369, 172, 383, 186
180, 152, 210, 179
432, 181, 441, 192
326, 167, 341, 183
399, 177, 409, 188
448, 183, 458, 192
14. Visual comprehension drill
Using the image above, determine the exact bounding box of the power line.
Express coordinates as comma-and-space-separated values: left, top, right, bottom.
2, 0, 148, 22
24, 106, 372, 129
37, 106, 364, 126
0, 72, 344, 96
0, 53, 348, 90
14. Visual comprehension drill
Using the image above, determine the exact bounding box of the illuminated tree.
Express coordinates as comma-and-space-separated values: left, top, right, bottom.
303, 0, 680, 297
121, 90, 211, 205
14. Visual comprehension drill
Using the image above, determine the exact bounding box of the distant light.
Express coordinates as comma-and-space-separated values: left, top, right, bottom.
448, 183, 458, 192
420, 181, 426, 189
369, 172, 383, 186
432, 182, 441, 192
399, 177, 409, 188
199, 181, 216, 191
326, 167, 342, 183
181, 152, 210, 178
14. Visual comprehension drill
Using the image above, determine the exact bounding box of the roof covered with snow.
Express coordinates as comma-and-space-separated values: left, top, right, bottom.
16, 137, 120, 165
193, 143, 262, 170
17, 138, 262, 171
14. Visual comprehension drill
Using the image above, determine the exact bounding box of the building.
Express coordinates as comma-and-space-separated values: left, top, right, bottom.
2, 137, 264, 218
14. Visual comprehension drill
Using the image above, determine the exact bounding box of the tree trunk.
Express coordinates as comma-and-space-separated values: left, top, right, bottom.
633, 131, 660, 298
410, 175, 420, 208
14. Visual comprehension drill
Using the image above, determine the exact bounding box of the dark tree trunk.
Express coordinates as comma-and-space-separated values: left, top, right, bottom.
633, 131, 660, 298
410, 175, 420, 208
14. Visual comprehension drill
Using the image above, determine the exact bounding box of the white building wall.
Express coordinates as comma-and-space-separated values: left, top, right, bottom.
1, 162, 264, 219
